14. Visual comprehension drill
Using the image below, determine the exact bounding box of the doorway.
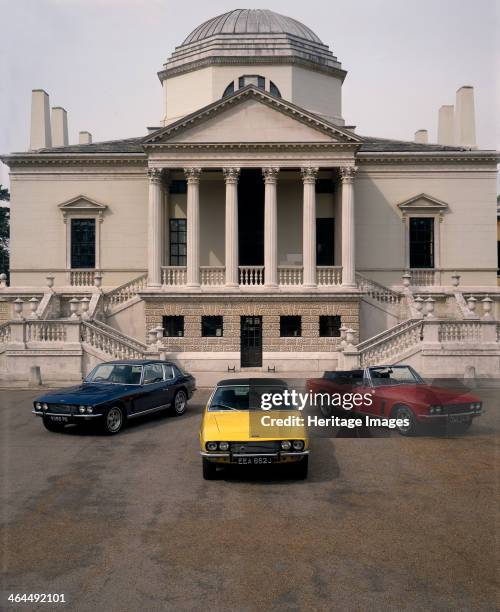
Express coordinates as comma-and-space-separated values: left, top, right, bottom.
316, 218, 335, 265
238, 169, 264, 266
240, 316, 263, 367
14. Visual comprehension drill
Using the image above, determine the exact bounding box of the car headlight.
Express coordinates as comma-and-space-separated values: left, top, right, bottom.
206, 442, 218, 451
79, 405, 86, 414
292, 440, 304, 451
86, 406, 93, 414
218, 441, 229, 451
281, 440, 292, 450
35, 402, 42, 410
42, 403, 48, 411
429, 405, 442, 414
473, 403, 481, 411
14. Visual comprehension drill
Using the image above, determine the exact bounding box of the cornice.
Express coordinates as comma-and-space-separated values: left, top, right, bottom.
147, 142, 359, 151
356, 151, 500, 164
1, 154, 147, 168
158, 55, 347, 82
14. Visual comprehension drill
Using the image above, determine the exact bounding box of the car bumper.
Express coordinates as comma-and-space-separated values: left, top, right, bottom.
32, 409, 103, 422
200, 450, 309, 464
418, 410, 481, 421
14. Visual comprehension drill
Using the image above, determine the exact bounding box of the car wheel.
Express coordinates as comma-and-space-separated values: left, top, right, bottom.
172, 389, 187, 416
102, 406, 124, 435
392, 405, 419, 436
42, 417, 66, 433
294, 456, 309, 479
202, 457, 218, 480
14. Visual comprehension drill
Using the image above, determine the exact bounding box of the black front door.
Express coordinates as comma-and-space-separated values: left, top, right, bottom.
316, 218, 335, 265
240, 316, 263, 367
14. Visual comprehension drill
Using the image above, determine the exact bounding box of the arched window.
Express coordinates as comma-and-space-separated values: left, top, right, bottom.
222, 75, 281, 99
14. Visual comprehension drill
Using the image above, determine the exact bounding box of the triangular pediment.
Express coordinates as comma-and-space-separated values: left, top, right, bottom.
58, 195, 108, 214
143, 86, 361, 146
397, 193, 449, 213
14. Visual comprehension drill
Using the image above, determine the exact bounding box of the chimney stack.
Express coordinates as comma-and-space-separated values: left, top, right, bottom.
438, 105, 455, 145
30, 90, 52, 150
414, 129, 428, 144
51, 107, 68, 147
455, 86, 476, 148
79, 131, 92, 145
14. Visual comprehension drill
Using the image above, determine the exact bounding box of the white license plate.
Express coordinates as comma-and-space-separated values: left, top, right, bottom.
237, 456, 275, 465
449, 415, 469, 424
50, 416, 68, 423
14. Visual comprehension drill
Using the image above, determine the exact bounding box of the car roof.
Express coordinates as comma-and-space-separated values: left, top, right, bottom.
216, 378, 287, 387
103, 359, 172, 366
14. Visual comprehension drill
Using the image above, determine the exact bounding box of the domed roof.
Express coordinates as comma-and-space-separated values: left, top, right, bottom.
182, 9, 323, 46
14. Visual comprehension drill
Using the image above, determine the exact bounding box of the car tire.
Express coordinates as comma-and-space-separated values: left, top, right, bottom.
392, 405, 419, 436
102, 406, 125, 435
294, 456, 309, 479
172, 389, 187, 416
42, 417, 66, 433
202, 457, 218, 480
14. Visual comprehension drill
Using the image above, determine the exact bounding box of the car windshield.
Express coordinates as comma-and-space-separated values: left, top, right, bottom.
369, 366, 423, 387
86, 364, 143, 385
209, 385, 292, 411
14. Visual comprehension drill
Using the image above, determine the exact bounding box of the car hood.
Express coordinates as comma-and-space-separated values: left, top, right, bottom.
203, 410, 306, 441
379, 384, 480, 405
35, 383, 137, 406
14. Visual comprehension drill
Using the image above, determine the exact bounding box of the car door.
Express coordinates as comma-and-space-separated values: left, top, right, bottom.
132, 363, 167, 414
161, 364, 177, 407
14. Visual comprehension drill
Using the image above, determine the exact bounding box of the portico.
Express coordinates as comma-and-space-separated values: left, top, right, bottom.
146, 161, 357, 291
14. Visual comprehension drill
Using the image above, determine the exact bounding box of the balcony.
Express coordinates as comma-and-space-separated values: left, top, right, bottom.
160, 265, 343, 289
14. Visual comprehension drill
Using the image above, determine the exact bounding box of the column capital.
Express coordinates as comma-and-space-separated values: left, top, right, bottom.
184, 167, 202, 184
223, 167, 241, 184
339, 165, 358, 184
262, 167, 280, 184
301, 167, 319, 184
147, 167, 163, 184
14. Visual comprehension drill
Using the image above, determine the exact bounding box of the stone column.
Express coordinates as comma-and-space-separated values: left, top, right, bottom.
184, 167, 202, 287
263, 168, 279, 287
223, 167, 240, 287
340, 166, 357, 287
147, 168, 163, 287
301, 167, 319, 287
161, 173, 170, 268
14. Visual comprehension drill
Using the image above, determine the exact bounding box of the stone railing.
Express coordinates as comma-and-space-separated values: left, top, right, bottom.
239, 266, 264, 286
81, 321, 146, 360
105, 274, 147, 309
162, 266, 187, 286
317, 266, 342, 286
200, 266, 225, 286
410, 269, 440, 287
356, 273, 402, 305
356, 319, 422, 366
278, 266, 303, 286
438, 321, 482, 343
25, 320, 67, 342
70, 270, 96, 287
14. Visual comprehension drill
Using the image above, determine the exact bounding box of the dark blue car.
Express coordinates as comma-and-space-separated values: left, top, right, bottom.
33, 360, 196, 435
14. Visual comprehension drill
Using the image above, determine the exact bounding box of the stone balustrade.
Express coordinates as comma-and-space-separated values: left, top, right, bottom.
70, 270, 96, 287
81, 321, 146, 360
162, 266, 187, 286
200, 266, 225, 286
317, 266, 342, 286
25, 320, 68, 342
239, 266, 264, 286
438, 321, 482, 342
278, 266, 303, 286
105, 274, 147, 308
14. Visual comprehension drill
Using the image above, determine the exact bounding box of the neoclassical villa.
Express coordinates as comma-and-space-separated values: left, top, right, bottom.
1, 9, 499, 384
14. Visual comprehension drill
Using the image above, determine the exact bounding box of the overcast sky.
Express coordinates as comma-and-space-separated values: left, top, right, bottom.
0, 0, 498, 187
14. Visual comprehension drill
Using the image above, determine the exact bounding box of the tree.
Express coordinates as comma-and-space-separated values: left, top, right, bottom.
0, 184, 10, 278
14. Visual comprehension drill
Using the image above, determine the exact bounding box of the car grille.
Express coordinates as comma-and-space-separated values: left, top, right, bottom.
442, 403, 476, 415
48, 403, 76, 414
230, 441, 280, 453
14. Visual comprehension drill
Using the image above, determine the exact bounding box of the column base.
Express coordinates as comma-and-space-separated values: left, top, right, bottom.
186, 283, 201, 289
264, 283, 278, 289
224, 282, 239, 289
302, 283, 317, 289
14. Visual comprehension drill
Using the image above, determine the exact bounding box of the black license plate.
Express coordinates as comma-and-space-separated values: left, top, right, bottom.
449, 415, 470, 424
237, 456, 275, 465
50, 415, 68, 423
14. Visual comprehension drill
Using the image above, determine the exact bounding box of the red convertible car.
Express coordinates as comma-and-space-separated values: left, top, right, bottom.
306, 365, 482, 435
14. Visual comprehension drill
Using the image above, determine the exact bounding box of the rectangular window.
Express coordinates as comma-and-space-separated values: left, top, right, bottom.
169, 219, 187, 266
202, 316, 223, 337
409, 217, 434, 268
169, 180, 187, 194
280, 316, 301, 337
319, 315, 341, 337
162, 316, 184, 337
316, 218, 335, 266
71, 218, 95, 269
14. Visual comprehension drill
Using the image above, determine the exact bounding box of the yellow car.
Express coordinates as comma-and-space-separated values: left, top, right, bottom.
199, 378, 309, 480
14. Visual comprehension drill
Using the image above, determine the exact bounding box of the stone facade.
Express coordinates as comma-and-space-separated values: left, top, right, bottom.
145, 296, 359, 353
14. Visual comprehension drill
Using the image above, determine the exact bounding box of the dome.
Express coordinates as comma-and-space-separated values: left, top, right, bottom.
182, 9, 323, 46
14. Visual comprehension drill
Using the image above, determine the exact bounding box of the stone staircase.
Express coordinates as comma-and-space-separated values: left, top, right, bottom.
103, 274, 147, 315
81, 320, 149, 361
